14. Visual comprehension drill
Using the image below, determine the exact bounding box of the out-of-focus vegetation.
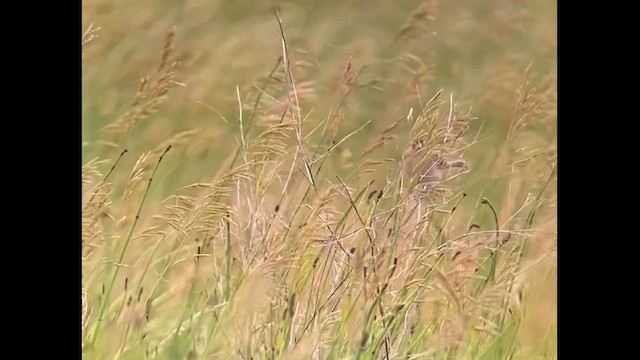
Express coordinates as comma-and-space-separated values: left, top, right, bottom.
82, 1, 556, 359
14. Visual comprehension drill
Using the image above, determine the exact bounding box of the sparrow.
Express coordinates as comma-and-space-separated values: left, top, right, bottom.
402, 139, 468, 190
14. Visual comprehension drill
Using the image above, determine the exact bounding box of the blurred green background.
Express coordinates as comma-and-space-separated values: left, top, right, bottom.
82, 0, 556, 179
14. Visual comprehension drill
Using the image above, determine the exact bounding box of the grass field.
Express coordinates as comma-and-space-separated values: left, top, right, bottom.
82, 1, 557, 359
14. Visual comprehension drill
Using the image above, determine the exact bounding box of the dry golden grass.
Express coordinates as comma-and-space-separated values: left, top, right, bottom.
83, 1, 556, 359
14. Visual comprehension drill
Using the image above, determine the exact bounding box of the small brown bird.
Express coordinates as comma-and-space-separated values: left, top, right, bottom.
403, 139, 468, 191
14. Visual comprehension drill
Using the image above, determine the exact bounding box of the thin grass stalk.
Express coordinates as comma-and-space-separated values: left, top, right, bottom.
88, 145, 172, 348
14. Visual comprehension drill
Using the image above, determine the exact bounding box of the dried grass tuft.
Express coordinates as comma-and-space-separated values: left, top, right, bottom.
102, 27, 185, 139
392, 0, 440, 45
